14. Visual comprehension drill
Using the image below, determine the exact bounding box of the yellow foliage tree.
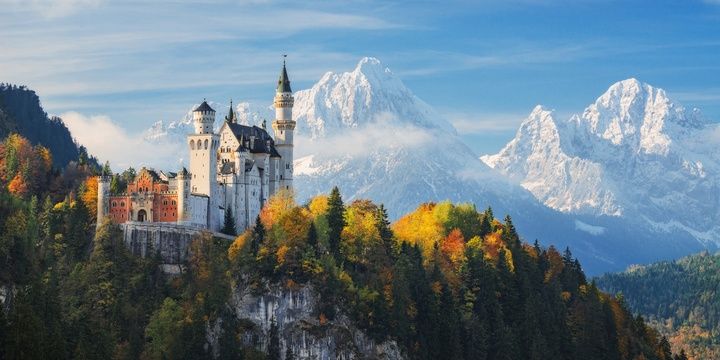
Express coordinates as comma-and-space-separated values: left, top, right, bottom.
341, 200, 381, 265
82, 176, 98, 222
307, 194, 329, 218
227, 231, 250, 262
259, 189, 295, 229
392, 202, 444, 259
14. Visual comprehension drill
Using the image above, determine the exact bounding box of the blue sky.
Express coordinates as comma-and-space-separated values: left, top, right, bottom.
2, 0, 720, 160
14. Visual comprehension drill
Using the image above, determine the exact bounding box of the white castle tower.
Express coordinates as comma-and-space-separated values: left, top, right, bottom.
188, 100, 218, 197
96, 173, 110, 228
271, 58, 296, 191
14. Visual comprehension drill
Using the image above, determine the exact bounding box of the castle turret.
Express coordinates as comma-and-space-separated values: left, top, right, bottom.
272, 58, 296, 191
188, 101, 219, 200
96, 174, 110, 228
176, 167, 189, 224
193, 100, 215, 134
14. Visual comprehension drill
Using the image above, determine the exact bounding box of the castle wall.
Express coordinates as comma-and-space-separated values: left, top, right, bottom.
108, 195, 131, 223
121, 222, 234, 265
187, 194, 209, 227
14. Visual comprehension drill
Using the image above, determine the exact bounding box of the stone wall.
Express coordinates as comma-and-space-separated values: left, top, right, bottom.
121, 222, 234, 264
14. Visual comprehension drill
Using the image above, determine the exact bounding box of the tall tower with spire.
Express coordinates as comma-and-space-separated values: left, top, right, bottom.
188, 101, 219, 211
272, 57, 296, 191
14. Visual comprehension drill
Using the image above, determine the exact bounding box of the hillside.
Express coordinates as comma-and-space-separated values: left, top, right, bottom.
0, 83, 96, 168
596, 252, 720, 360
0, 136, 686, 359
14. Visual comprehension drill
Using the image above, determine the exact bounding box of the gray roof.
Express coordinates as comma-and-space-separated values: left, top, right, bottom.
277, 64, 291, 93
194, 101, 215, 113
227, 123, 281, 157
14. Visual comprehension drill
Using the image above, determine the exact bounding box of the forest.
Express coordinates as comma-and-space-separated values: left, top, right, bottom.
0, 132, 690, 359
597, 252, 720, 359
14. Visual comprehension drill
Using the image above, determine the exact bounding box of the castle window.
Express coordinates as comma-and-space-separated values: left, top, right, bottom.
121, 202, 125, 207
172, 200, 176, 205
204, 139, 208, 149
112, 201, 117, 207
190, 140, 195, 150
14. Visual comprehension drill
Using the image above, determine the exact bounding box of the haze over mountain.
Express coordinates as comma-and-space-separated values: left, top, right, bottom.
143, 58, 713, 274
482, 78, 720, 247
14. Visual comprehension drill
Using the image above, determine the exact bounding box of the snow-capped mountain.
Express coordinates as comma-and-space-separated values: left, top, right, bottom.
142, 61, 712, 274
143, 101, 272, 144
292, 57, 456, 138
482, 78, 720, 246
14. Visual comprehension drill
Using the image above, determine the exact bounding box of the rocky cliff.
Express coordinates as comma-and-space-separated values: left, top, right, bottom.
218, 282, 403, 360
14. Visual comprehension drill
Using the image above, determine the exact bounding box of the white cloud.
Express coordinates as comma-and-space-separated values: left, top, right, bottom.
0, 0, 103, 18
445, 111, 526, 134
295, 122, 434, 159
61, 111, 185, 171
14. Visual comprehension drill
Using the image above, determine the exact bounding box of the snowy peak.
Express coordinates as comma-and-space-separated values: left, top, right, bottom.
579, 78, 706, 154
294, 57, 456, 138
483, 78, 720, 245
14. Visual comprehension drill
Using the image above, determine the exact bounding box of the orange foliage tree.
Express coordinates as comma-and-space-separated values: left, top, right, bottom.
81, 176, 98, 222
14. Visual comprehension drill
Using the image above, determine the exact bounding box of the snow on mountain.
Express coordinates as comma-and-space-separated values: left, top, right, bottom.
142, 63, 713, 274
292, 57, 456, 138
143, 101, 272, 145
482, 78, 720, 246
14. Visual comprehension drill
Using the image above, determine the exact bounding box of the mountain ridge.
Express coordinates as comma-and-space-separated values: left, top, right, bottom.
483, 78, 720, 246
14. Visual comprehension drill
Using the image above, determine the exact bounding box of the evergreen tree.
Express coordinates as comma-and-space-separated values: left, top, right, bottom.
109, 175, 121, 195
326, 186, 345, 261
101, 161, 111, 176
221, 208, 237, 236
374, 204, 395, 258
251, 215, 265, 256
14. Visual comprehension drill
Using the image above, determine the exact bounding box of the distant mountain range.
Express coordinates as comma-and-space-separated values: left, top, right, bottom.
483, 78, 720, 247
143, 58, 714, 274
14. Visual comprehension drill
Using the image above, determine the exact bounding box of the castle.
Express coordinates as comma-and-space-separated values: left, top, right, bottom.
96, 62, 296, 233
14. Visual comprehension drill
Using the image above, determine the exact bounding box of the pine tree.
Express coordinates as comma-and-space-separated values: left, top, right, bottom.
375, 204, 395, 258
251, 215, 265, 256
479, 208, 493, 237
109, 175, 121, 194
101, 161, 111, 176
326, 186, 345, 261
221, 208, 237, 236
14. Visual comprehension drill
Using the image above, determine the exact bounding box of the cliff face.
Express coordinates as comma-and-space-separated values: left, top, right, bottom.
224, 283, 403, 360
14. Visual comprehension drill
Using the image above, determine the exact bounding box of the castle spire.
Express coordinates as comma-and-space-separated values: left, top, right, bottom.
225, 99, 236, 123
277, 55, 291, 93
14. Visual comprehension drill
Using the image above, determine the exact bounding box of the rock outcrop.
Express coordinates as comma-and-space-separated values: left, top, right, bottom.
224, 282, 404, 360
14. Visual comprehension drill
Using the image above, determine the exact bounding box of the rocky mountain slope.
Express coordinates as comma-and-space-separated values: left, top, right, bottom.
482, 79, 720, 247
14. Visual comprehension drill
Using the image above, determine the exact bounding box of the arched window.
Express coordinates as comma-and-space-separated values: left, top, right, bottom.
120, 202, 125, 207
204, 139, 208, 149
112, 201, 117, 207
190, 140, 195, 150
